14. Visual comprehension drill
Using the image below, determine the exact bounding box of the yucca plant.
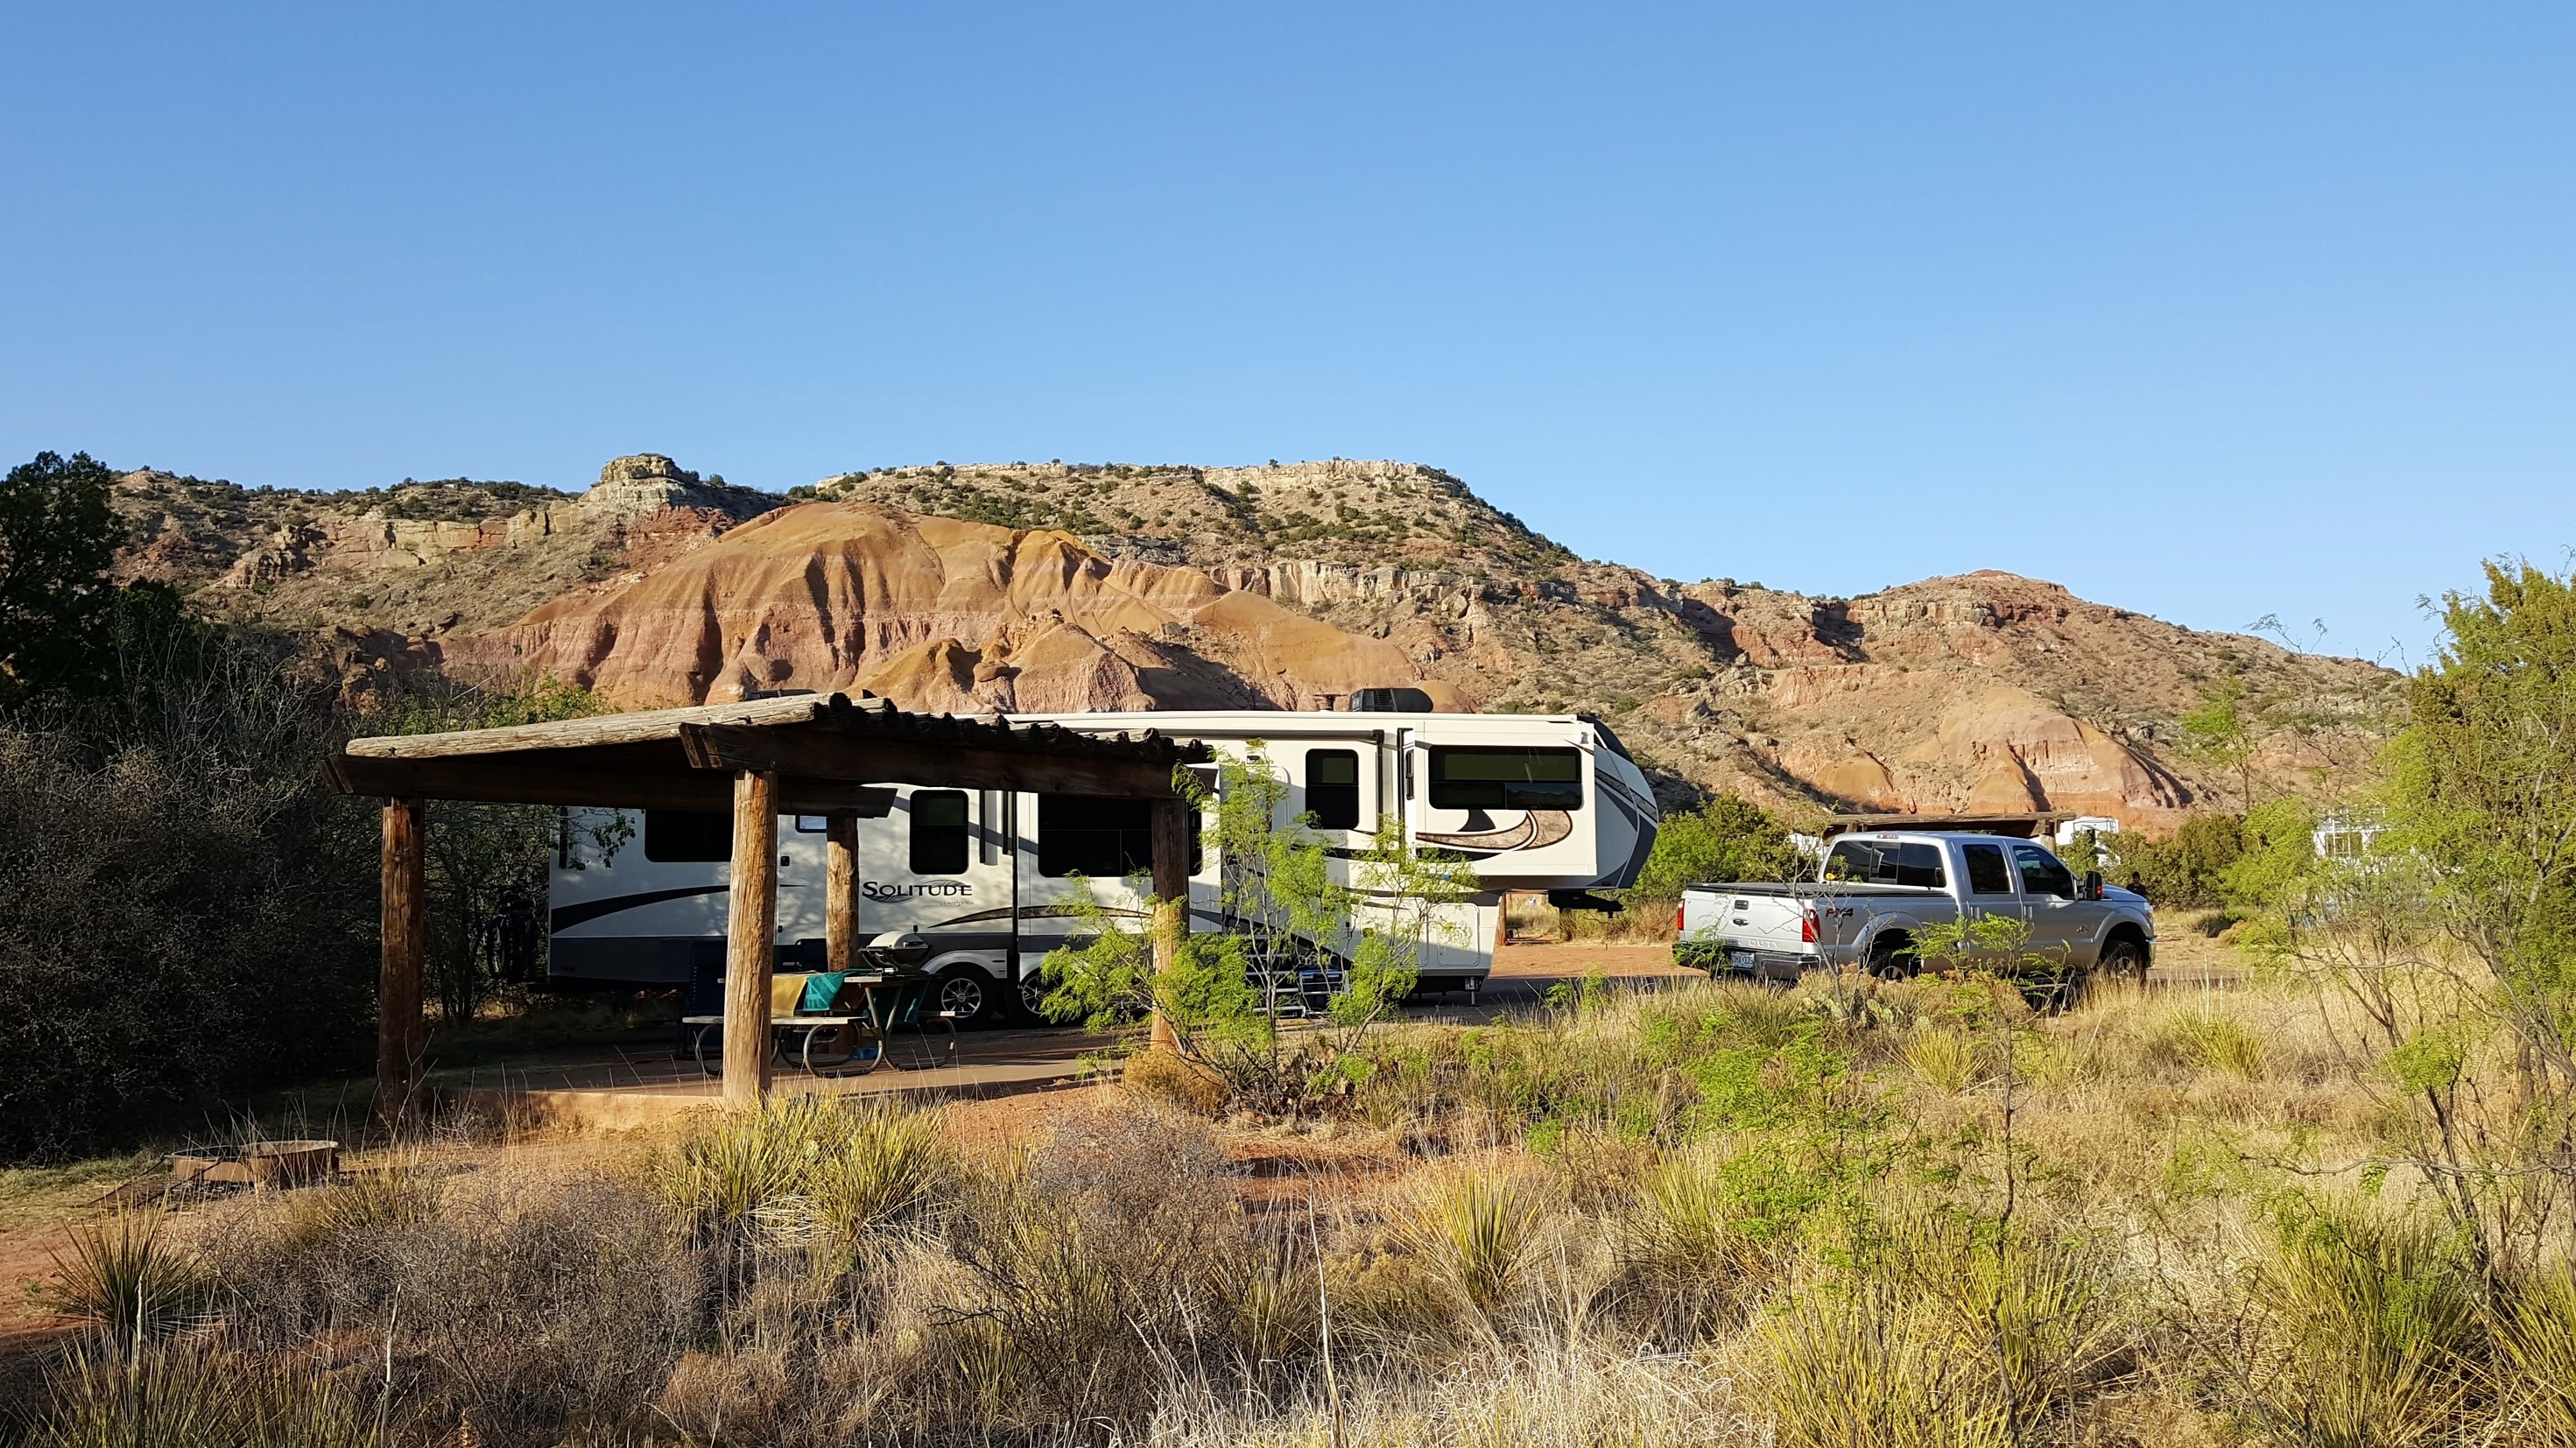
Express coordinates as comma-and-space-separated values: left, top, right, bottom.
806, 1098, 952, 1243
655, 1093, 841, 1242
43, 1210, 208, 1342
1401, 1169, 1549, 1326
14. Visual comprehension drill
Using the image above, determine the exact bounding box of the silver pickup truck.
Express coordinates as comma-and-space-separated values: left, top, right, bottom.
1673, 832, 2155, 984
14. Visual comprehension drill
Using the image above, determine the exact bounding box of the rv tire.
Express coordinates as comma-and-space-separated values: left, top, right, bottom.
933, 965, 996, 1027
1011, 969, 1058, 1027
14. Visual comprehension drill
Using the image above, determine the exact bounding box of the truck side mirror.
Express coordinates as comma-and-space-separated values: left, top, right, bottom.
2082, 870, 2104, 901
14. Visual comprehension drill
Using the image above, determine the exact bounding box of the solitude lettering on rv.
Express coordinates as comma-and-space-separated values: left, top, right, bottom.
861, 880, 975, 901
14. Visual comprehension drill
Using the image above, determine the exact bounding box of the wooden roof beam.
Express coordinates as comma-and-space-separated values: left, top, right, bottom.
326, 754, 893, 815
680, 723, 1186, 798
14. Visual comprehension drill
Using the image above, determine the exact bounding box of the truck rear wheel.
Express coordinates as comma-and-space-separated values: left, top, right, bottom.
1866, 936, 1918, 981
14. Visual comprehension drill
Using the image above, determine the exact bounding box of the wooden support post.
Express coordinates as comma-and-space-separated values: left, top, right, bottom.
1147, 795, 1191, 1054
376, 798, 428, 1128
723, 770, 781, 1106
826, 813, 860, 975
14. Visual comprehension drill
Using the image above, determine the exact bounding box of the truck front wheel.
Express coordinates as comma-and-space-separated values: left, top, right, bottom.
2098, 937, 2148, 985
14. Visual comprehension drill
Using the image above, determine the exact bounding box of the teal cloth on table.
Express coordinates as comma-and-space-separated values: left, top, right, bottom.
798, 972, 848, 1014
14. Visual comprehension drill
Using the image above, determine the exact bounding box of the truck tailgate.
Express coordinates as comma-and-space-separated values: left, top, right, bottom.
1677, 886, 1812, 977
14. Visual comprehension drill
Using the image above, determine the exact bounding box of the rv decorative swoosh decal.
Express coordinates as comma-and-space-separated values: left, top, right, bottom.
551, 885, 727, 932
1417, 810, 1573, 853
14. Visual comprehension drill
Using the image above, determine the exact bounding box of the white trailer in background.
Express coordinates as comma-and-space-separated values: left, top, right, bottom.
550, 706, 1660, 1020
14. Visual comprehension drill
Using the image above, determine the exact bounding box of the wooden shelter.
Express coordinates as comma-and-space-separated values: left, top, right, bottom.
325, 692, 1209, 1118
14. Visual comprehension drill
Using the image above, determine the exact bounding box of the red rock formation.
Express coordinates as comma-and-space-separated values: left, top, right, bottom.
457, 502, 1461, 713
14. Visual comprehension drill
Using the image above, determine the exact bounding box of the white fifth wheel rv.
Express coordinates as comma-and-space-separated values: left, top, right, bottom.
549, 703, 1659, 1021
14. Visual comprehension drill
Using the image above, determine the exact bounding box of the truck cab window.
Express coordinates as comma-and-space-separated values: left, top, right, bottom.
1962, 842, 2016, 896
644, 810, 732, 863
1823, 840, 1946, 888
1306, 749, 1361, 829
2011, 843, 2077, 899
910, 791, 970, 875
1426, 747, 1582, 810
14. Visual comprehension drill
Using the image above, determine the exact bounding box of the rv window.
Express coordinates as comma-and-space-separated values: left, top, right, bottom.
644, 810, 733, 863
1425, 747, 1582, 811
1962, 843, 2016, 896
911, 791, 970, 875
1038, 795, 1201, 878
1306, 749, 1362, 830
1822, 839, 1946, 889
2010, 843, 2077, 900
793, 816, 828, 833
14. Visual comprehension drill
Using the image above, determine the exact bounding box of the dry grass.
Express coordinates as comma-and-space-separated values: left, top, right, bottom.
21, 961, 2574, 1448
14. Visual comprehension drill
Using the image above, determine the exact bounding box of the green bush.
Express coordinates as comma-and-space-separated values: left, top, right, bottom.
1629, 793, 1800, 900
2105, 812, 2246, 908
0, 606, 375, 1158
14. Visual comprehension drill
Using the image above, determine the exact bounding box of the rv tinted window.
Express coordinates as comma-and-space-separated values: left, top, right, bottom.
1426, 747, 1582, 811
1962, 843, 2016, 896
1306, 749, 1361, 830
2011, 843, 2076, 900
911, 791, 970, 875
644, 810, 733, 863
1038, 795, 1201, 878
1822, 840, 1946, 889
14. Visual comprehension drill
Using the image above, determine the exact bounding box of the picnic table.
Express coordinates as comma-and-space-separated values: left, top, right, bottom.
680, 966, 959, 1078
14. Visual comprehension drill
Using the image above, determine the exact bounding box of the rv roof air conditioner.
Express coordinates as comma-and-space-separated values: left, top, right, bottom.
1348, 687, 1434, 713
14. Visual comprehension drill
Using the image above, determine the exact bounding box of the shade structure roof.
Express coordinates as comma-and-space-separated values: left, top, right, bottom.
323, 691, 1212, 812
1815, 811, 2076, 840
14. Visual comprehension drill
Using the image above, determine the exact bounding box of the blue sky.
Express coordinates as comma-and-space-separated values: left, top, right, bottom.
5, 4, 2570, 665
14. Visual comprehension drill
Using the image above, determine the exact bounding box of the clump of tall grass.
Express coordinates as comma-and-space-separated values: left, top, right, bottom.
25, 1343, 377, 1448
806, 1098, 952, 1245
1901, 1026, 1982, 1095
1144, 1339, 1743, 1446
2150, 1007, 2270, 1079
658, 1095, 836, 1241
42, 1209, 208, 1340
656, 1093, 954, 1263
928, 1104, 1273, 1427
1604, 1138, 1776, 1342
2242, 1196, 2483, 1448
1753, 1205, 2120, 1448
2500, 1265, 2576, 1446
278, 1156, 442, 1243
1752, 1276, 2009, 1448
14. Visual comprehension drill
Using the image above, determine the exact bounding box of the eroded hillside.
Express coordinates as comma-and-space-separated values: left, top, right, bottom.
112, 453, 2397, 829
